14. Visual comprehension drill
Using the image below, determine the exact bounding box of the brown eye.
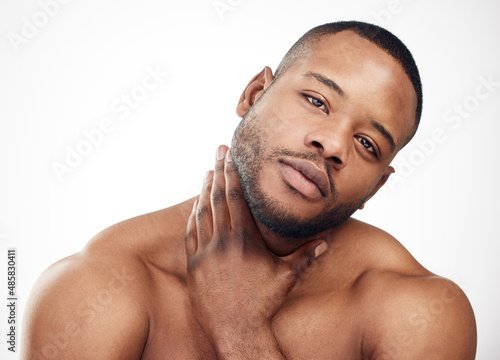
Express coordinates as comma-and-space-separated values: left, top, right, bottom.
305, 95, 327, 113
355, 136, 376, 154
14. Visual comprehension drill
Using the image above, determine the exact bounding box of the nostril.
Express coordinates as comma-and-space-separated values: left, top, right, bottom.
332, 156, 342, 165
312, 141, 323, 149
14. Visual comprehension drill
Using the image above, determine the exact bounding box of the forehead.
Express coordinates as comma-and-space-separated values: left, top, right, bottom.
285, 30, 417, 149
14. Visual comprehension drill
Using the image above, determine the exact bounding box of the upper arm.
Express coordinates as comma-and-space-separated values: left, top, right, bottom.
369, 276, 477, 360
21, 251, 150, 360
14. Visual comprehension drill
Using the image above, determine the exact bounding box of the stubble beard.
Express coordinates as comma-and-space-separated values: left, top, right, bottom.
230, 106, 366, 240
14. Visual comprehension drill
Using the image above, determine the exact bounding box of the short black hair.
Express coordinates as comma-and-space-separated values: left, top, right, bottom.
275, 21, 423, 146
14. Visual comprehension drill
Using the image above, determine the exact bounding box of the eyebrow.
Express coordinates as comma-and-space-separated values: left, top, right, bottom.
304, 71, 345, 97
371, 120, 396, 153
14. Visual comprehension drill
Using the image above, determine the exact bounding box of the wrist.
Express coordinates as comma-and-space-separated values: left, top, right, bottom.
214, 325, 285, 359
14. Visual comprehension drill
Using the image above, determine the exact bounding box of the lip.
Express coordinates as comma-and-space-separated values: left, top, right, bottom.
279, 158, 330, 198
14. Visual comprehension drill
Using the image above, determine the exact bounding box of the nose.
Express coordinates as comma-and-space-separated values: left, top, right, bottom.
305, 127, 349, 170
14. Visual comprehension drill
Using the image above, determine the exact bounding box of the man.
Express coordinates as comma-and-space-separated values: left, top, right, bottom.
21, 21, 476, 359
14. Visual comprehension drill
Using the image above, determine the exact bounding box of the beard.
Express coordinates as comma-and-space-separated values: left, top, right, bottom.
230, 105, 367, 240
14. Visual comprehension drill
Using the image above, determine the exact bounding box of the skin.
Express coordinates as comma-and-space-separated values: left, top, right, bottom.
21, 31, 476, 359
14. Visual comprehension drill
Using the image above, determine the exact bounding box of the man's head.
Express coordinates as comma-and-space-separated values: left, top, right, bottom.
231, 21, 421, 251
274, 21, 423, 140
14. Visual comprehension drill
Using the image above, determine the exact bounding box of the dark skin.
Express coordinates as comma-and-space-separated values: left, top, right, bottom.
21, 31, 476, 359
185, 148, 328, 359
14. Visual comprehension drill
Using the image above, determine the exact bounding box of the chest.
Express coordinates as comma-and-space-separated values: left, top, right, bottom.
140, 273, 364, 360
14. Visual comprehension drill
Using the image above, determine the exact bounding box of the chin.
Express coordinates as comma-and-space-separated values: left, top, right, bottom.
269, 192, 327, 219
247, 179, 362, 240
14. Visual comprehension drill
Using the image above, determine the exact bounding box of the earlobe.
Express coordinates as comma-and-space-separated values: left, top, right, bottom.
359, 166, 395, 209
236, 66, 275, 117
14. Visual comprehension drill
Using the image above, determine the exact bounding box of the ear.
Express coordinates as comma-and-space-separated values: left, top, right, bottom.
359, 166, 395, 210
236, 66, 275, 117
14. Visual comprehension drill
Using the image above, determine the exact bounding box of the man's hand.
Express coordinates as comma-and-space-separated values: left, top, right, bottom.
185, 145, 327, 359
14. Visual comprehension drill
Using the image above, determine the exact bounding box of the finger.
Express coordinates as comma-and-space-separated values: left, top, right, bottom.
196, 170, 214, 249
281, 240, 328, 276
185, 199, 198, 258
224, 149, 255, 233
211, 145, 231, 242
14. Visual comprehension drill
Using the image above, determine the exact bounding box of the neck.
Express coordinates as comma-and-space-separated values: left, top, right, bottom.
179, 197, 332, 257
253, 217, 332, 257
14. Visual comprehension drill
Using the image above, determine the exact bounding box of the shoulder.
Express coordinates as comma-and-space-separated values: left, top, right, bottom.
330, 218, 428, 277
21, 199, 195, 359
337, 220, 477, 359
360, 274, 477, 359
20, 215, 159, 359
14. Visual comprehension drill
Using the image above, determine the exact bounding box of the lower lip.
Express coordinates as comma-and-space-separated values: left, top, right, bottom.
279, 163, 323, 200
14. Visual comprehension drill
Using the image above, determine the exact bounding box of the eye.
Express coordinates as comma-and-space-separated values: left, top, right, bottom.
305, 95, 328, 113
355, 135, 377, 156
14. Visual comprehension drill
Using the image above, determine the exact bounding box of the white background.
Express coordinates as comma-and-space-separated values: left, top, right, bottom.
1, 0, 499, 359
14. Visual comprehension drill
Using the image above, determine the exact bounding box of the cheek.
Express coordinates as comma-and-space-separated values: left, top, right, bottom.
263, 110, 295, 135
261, 114, 311, 150
335, 168, 380, 200
257, 94, 309, 133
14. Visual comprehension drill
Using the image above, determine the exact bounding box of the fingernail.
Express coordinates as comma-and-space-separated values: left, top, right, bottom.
226, 149, 232, 162
204, 170, 214, 183
314, 242, 328, 258
217, 146, 227, 160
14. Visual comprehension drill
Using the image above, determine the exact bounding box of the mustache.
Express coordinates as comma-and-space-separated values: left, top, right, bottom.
265, 147, 335, 196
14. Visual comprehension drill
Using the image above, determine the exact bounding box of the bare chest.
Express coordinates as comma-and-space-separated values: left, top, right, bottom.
140, 273, 364, 360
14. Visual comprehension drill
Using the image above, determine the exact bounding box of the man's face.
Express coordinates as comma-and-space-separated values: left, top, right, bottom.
231, 31, 417, 241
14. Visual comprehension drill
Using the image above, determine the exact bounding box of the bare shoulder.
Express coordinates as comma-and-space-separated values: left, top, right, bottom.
21, 213, 161, 360
360, 273, 476, 359
337, 219, 477, 359
332, 218, 427, 274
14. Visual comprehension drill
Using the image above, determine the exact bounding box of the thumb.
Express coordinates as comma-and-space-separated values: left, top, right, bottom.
281, 240, 328, 275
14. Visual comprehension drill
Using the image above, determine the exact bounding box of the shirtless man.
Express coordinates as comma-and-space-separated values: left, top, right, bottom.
21, 21, 477, 359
